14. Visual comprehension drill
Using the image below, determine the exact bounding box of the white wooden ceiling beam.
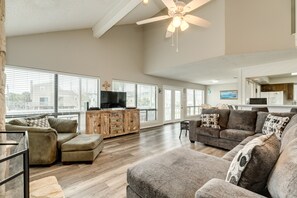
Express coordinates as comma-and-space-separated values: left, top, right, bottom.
92, 0, 142, 38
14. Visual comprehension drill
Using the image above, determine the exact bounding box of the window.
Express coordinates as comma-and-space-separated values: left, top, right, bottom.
186, 89, 204, 116
6, 67, 55, 116
39, 97, 49, 106
58, 75, 80, 112
5, 66, 100, 131
113, 80, 157, 122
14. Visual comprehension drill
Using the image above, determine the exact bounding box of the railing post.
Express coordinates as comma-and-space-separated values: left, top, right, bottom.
23, 147, 29, 198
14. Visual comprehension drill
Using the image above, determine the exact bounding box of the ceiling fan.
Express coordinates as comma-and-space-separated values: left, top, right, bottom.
136, 0, 211, 38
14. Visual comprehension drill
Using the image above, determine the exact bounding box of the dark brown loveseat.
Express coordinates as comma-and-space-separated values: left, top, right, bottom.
189, 109, 295, 150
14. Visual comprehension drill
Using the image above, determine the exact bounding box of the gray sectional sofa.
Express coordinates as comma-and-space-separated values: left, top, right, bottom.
189, 109, 295, 150
126, 112, 297, 198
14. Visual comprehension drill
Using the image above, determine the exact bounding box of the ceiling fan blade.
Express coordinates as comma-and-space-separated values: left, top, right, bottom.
165, 31, 173, 38
184, 15, 210, 27
161, 0, 176, 10
136, 15, 170, 25
184, 0, 211, 13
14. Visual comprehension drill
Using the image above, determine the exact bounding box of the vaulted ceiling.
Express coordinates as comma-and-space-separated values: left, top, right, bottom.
5, 0, 165, 37
5, 0, 297, 85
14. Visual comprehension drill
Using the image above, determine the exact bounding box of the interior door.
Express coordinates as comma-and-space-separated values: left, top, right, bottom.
164, 87, 182, 123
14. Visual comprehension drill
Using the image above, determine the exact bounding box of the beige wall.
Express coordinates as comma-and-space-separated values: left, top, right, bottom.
206, 83, 239, 106
143, 0, 226, 74
225, 0, 295, 54
6, 25, 205, 128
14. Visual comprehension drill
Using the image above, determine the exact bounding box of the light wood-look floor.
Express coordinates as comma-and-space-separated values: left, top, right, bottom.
30, 123, 226, 198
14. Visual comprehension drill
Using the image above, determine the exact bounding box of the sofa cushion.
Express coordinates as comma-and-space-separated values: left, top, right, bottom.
268, 138, 297, 198
227, 110, 257, 131
262, 114, 289, 139
201, 109, 230, 129
26, 116, 50, 128
48, 117, 78, 133
239, 133, 262, 146
222, 144, 244, 161
222, 134, 262, 162
280, 123, 297, 152
196, 127, 220, 138
127, 148, 230, 198
62, 134, 103, 152
282, 114, 297, 138
226, 133, 280, 193
8, 118, 29, 126
220, 129, 255, 142
255, 112, 295, 133
57, 133, 77, 149
201, 114, 220, 129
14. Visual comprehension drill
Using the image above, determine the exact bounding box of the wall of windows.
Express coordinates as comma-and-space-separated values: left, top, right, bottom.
113, 80, 157, 122
5, 66, 99, 130
186, 89, 204, 116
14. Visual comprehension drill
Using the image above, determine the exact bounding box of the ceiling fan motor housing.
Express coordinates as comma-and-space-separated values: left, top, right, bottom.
168, 1, 186, 17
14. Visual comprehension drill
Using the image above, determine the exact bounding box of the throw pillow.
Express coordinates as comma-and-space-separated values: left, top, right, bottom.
225, 133, 280, 193
26, 116, 50, 128
262, 114, 290, 139
48, 117, 77, 133
201, 114, 220, 129
8, 118, 29, 126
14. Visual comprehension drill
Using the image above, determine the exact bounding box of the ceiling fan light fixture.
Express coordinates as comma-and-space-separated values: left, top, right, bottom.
172, 16, 182, 27
167, 22, 175, 33
180, 20, 189, 31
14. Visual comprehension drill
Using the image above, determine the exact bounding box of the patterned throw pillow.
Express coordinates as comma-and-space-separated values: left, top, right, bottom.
226, 133, 280, 193
201, 114, 220, 129
26, 116, 50, 128
262, 114, 290, 139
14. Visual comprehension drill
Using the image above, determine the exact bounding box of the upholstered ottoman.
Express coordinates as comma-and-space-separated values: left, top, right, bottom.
127, 148, 230, 198
61, 134, 104, 163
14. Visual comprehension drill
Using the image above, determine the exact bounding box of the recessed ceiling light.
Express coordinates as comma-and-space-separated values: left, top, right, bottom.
292, 72, 297, 76
211, 80, 219, 83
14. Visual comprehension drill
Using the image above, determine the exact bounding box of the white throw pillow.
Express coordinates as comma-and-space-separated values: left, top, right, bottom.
201, 114, 220, 129
262, 114, 289, 139
26, 116, 50, 128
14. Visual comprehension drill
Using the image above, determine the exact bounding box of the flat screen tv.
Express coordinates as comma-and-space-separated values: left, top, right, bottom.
100, 91, 127, 108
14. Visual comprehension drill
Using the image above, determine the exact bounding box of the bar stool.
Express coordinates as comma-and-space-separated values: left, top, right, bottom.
179, 120, 190, 139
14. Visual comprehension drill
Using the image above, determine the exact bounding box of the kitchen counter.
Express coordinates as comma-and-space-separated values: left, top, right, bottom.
237, 104, 297, 112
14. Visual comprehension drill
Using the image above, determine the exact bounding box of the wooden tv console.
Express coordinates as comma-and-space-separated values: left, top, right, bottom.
85, 109, 140, 138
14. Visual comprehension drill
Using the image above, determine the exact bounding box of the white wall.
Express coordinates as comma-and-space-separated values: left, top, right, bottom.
6, 25, 205, 128
206, 83, 239, 106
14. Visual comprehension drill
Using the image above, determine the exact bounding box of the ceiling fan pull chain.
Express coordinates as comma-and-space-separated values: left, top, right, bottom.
176, 28, 179, 52
171, 30, 174, 46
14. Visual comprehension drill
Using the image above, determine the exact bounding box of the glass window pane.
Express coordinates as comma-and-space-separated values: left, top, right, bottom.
175, 90, 181, 119
187, 89, 194, 106
5, 67, 55, 116
164, 89, 171, 121
113, 81, 136, 107
137, 84, 156, 109
81, 78, 98, 110
58, 75, 80, 112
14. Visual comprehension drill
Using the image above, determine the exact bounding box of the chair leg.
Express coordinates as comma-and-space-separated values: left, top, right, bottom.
185, 130, 187, 137
179, 130, 182, 139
